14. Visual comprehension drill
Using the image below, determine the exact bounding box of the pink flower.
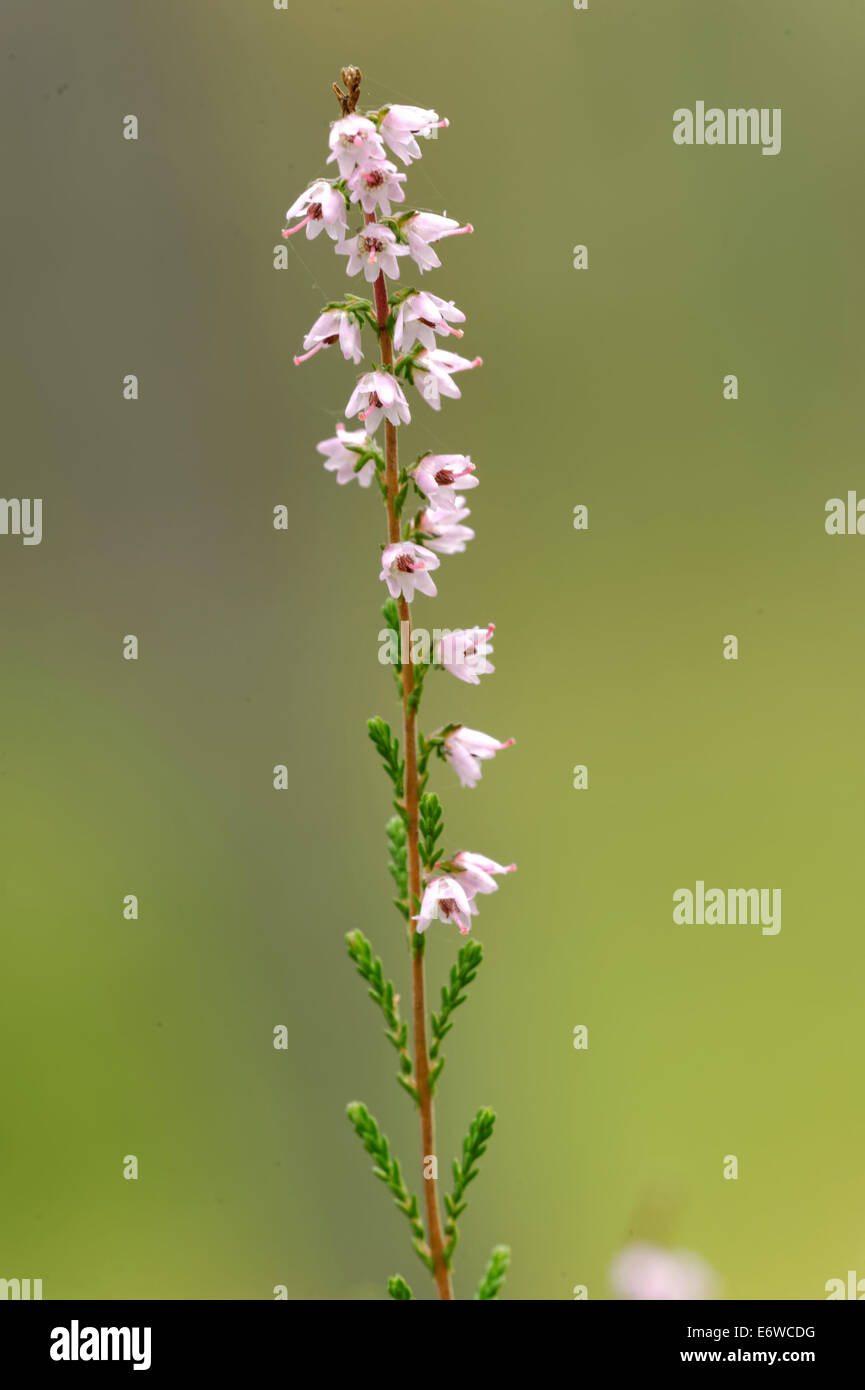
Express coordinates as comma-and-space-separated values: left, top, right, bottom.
435, 624, 495, 685
610, 1245, 719, 1302
283, 180, 348, 242
421, 497, 474, 555
415, 349, 482, 410
379, 541, 440, 601
327, 115, 387, 178
415, 875, 474, 935
379, 105, 449, 164
345, 371, 410, 432
404, 212, 473, 273
393, 292, 466, 352
413, 454, 477, 508
336, 223, 408, 283
346, 160, 406, 217
294, 309, 363, 366
444, 728, 515, 790
316, 423, 378, 488
452, 851, 517, 896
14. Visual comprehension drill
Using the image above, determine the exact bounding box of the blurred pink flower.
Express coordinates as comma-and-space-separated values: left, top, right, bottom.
337, 224, 408, 283
444, 729, 515, 790
394, 292, 465, 352
346, 160, 406, 217
415, 349, 482, 410
284, 180, 347, 241
379, 104, 448, 164
295, 309, 363, 366
414, 454, 477, 509
346, 371, 410, 432
415, 875, 473, 935
610, 1244, 719, 1301
379, 541, 440, 601
421, 497, 474, 555
452, 851, 517, 895
327, 115, 387, 178
316, 423, 378, 488
404, 212, 473, 273
436, 624, 495, 685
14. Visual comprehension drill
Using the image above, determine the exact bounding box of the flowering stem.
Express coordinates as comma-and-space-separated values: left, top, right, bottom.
372, 258, 453, 1300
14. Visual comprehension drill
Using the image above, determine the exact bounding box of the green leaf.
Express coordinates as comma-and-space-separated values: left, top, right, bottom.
388, 1274, 414, 1300
407, 662, 428, 717
385, 815, 409, 911
346, 931, 415, 1095
476, 1246, 510, 1300
431, 945, 483, 1073
320, 295, 378, 333
386, 285, 419, 307
444, 1107, 497, 1265
379, 600, 405, 696
368, 716, 404, 797
381, 596, 400, 639
394, 481, 410, 520
418, 792, 444, 871
346, 1103, 428, 1262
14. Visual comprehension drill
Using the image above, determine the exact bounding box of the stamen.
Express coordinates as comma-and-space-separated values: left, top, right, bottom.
282, 212, 313, 238
361, 234, 384, 265
438, 223, 473, 239
360, 391, 383, 422
293, 333, 339, 366
292, 342, 327, 365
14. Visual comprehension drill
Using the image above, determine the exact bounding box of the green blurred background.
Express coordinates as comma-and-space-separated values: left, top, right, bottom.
2, 0, 864, 1300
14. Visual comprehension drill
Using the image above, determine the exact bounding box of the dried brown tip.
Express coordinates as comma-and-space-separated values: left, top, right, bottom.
333, 65, 362, 116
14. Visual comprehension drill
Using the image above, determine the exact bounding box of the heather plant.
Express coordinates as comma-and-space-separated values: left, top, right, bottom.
285, 66, 515, 1300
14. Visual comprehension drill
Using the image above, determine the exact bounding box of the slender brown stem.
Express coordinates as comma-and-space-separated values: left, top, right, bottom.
372, 261, 454, 1300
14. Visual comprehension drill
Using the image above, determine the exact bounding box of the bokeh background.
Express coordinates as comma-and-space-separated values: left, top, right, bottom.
2, 0, 864, 1300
